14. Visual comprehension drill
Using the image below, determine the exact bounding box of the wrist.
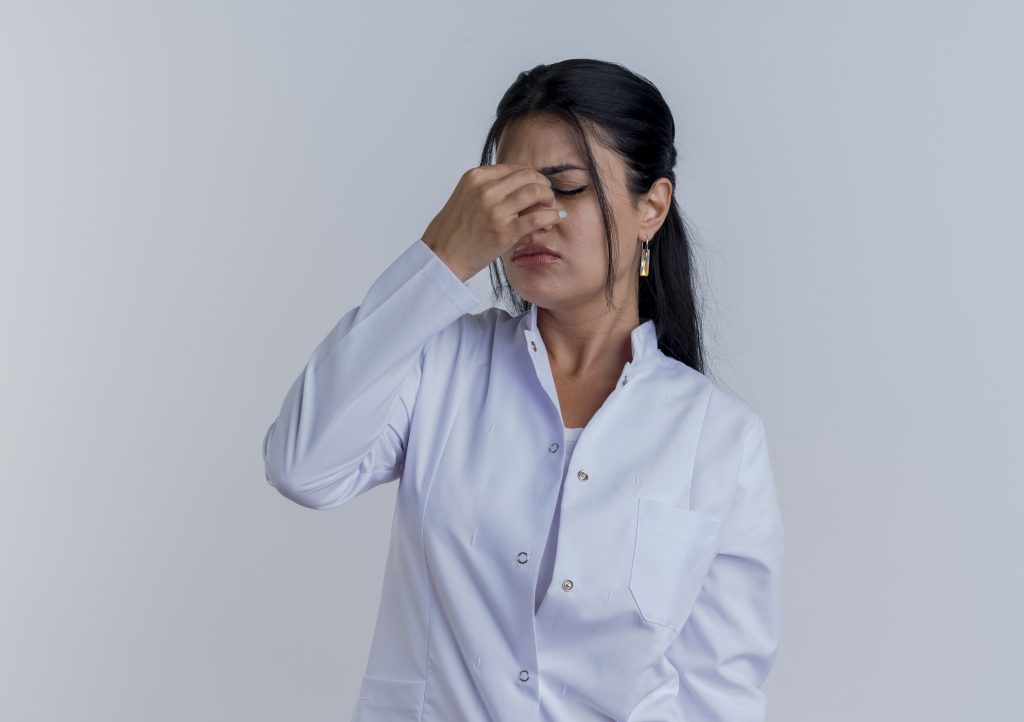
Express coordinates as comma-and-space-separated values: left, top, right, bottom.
421, 237, 473, 283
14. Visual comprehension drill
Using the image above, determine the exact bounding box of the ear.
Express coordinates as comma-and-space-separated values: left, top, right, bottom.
639, 177, 673, 239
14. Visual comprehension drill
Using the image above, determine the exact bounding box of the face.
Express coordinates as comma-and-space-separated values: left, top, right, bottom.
495, 113, 668, 315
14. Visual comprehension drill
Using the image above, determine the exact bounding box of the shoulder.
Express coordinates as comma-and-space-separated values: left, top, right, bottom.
422, 304, 518, 367
655, 355, 765, 444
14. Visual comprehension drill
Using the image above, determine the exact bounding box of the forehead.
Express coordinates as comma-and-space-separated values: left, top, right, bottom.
495, 114, 591, 171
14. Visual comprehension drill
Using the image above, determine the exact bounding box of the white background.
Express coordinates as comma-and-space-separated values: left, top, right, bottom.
2, 1, 1021, 720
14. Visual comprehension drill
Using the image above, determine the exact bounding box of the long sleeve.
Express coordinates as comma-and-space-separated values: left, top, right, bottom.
261, 238, 479, 510
667, 415, 785, 721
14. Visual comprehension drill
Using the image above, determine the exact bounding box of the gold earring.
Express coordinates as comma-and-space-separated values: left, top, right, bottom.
639, 236, 650, 277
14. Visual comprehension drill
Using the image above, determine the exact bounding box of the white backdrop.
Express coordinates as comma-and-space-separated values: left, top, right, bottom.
2, 1, 1021, 720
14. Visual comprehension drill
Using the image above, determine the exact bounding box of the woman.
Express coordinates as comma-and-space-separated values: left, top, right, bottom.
262, 58, 784, 722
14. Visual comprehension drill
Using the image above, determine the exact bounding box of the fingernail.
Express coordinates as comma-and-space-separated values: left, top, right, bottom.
558, 210, 567, 218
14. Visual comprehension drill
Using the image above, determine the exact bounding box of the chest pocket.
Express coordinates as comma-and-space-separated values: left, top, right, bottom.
628, 496, 720, 633
352, 674, 425, 721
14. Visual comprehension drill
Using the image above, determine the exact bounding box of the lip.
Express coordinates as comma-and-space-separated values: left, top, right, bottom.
512, 245, 561, 260
512, 252, 561, 268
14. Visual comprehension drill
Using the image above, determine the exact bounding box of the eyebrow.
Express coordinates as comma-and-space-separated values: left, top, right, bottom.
538, 164, 589, 176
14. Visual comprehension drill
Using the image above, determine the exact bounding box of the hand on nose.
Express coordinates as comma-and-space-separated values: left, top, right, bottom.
519, 199, 556, 230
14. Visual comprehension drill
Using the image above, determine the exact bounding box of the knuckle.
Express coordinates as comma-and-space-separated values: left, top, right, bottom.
479, 184, 498, 205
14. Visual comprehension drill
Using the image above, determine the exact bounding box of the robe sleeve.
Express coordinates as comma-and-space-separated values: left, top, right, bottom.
261, 238, 479, 510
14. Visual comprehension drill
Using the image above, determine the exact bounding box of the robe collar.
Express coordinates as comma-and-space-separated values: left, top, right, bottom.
520, 302, 659, 366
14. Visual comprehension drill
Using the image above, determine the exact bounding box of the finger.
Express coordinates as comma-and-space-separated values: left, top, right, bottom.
473, 163, 528, 179
512, 207, 566, 238
474, 163, 545, 187
500, 181, 556, 218
489, 166, 553, 201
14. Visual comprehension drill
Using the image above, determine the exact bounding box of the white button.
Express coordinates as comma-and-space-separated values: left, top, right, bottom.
516, 551, 528, 564
549, 442, 559, 453
519, 669, 530, 682
561, 579, 574, 591
530, 340, 537, 352
577, 470, 588, 481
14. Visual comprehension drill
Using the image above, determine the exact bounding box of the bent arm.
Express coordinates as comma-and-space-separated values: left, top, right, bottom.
667, 416, 785, 721
261, 238, 479, 510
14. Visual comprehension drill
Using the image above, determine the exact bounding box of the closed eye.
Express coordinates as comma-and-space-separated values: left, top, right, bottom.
554, 185, 588, 197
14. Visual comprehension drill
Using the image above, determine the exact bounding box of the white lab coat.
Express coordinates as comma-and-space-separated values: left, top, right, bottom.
262, 237, 784, 722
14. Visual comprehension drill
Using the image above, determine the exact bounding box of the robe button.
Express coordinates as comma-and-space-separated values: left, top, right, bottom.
519, 669, 530, 682
530, 340, 537, 352
561, 579, 574, 591
549, 442, 559, 453
621, 375, 629, 386
577, 470, 589, 481
516, 552, 528, 564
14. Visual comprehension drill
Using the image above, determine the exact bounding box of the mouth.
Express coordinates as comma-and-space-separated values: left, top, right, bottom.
511, 251, 561, 267
512, 246, 561, 260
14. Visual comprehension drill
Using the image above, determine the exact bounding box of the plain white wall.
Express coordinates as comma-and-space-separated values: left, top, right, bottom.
2, 1, 1021, 720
